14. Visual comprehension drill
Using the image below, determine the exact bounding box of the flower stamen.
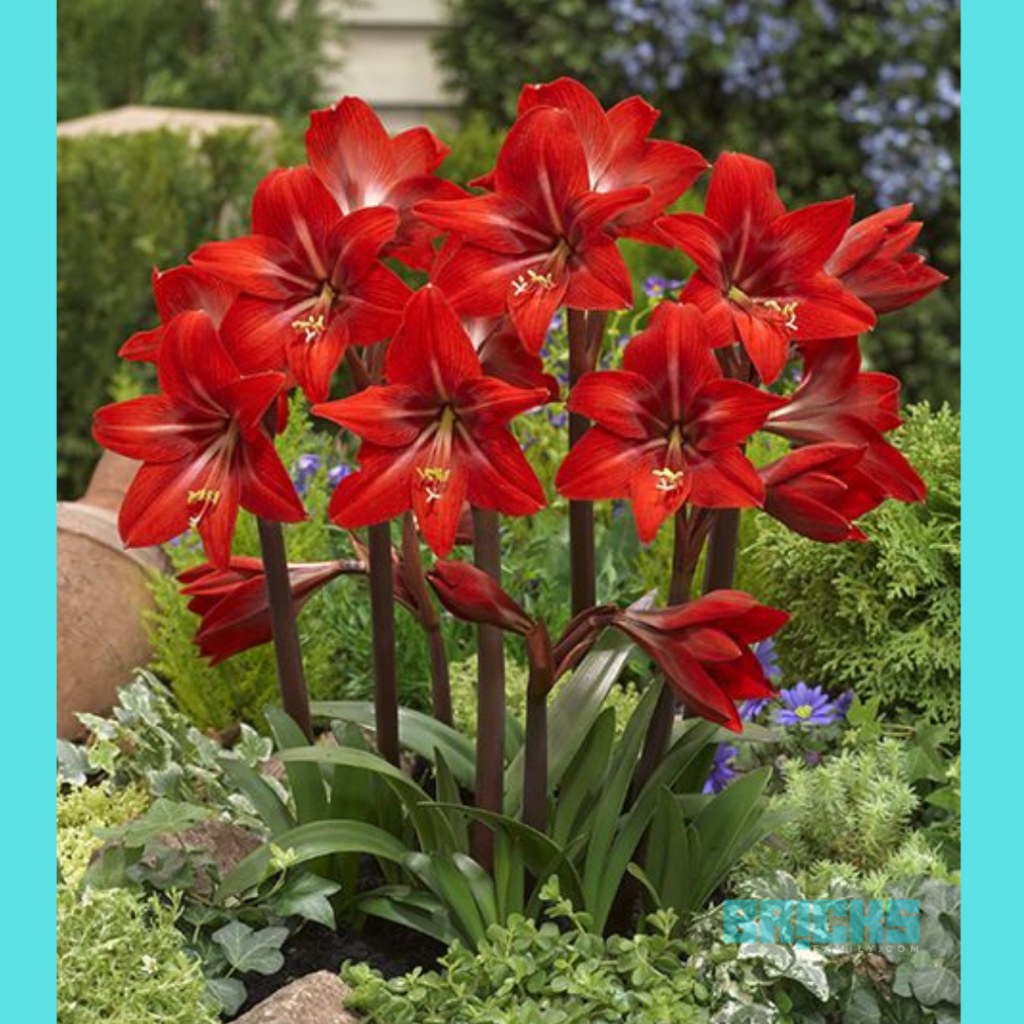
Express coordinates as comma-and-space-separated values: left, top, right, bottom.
512, 268, 557, 298
653, 467, 686, 492
417, 467, 450, 504
753, 298, 799, 331
187, 488, 221, 528
291, 313, 327, 343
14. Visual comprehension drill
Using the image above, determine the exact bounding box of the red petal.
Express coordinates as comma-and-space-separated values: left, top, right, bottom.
157, 311, 241, 409
219, 295, 294, 374
153, 265, 238, 326
678, 275, 737, 347
217, 371, 286, 434
566, 370, 657, 439
455, 376, 549, 432
385, 286, 482, 397
508, 265, 569, 354
237, 431, 307, 524
313, 384, 435, 446
570, 186, 651, 242
287, 318, 348, 403
629, 446, 689, 542
564, 237, 634, 311
119, 326, 164, 363
555, 427, 638, 501
191, 235, 313, 299
412, 453, 469, 558
689, 379, 787, 450
93, 395, 203, 463
462, 429, 547, 514
328, 442, 421, 529
704, 153, 785, 269
415, 192, 551, 252
494, 106, 590, 232
327, 206, 400, 287
687, 448, 765, 508
430, 242, 532, 319
787, 274, 876, 341
391, 125, 449, 177
733, 306, 791, 385
305, 97, 396, 212
116, 459, 213, 553
656, 213, 729, 288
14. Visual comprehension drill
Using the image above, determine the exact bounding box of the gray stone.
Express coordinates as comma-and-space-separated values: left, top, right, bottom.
233, 971, 359, 1024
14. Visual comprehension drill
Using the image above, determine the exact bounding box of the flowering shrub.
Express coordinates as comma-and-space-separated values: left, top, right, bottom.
89, 78, 944, 946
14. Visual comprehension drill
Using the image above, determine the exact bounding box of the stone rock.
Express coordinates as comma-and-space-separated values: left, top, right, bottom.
56, 104, 278, 142
233, 971, 360, 1024
57, 451, 168, 740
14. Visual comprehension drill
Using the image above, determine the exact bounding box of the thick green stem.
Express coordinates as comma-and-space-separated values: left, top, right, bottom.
256, 516, 313, 740
567, 309, 596, 615
368, 522, 400, 765
472, 507, 505, 872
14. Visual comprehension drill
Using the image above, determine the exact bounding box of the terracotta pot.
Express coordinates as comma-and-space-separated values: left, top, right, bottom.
57, 451, 168, 739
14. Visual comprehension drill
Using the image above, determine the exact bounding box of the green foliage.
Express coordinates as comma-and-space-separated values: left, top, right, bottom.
57, 127, 277, 497
146, 399, 431, 729
57, 0, 342, 121
695, 873, 961, 1024
57, 887, 219, 1024
57, 780, 149, 885
750, 403, 960, 731
342, 893, 709, 1024
737, 740, 948, 898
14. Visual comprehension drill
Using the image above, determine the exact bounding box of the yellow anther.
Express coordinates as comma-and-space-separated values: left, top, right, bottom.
291, 313, 327, 342
511, 268, 557, 297
754, 298, 799, 331
652, 468, 686, 493
417, 467, 451, 504
187, 488, 221, 528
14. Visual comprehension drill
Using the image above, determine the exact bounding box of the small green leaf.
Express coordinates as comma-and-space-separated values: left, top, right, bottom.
212, 920, 289, 976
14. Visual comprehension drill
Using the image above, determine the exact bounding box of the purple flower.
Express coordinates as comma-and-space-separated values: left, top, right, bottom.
774, 682, 844, 726
834, 690, 855, 716
752, 638, 781, 680
643, 274, 685, 299
293, 453, 321, 495
327, 464, 350, 489
741, 698, 770, 721
703, 743, 739, 794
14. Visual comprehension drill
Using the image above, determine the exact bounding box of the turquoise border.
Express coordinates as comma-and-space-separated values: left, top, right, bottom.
962, 3, 1006, 1020
4, 0, 56, 1009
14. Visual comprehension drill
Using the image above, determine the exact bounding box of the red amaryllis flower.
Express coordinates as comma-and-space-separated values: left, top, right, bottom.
472, 77, 707, 243
760, 443, 886, 543
416, 106, 650, 354
119, 265, 238, 363
92, 311, 306, 566
556, 302, 785, 543
824, 203, 947, 314
657, 153, 876, 384
305, 96, 466, 271
191, 167, 410, 403
612, 590, 789, 732
765, 338, 926, 502
313, 286, 548, 557
179, 557, 357, 664
426, 559, 534, 635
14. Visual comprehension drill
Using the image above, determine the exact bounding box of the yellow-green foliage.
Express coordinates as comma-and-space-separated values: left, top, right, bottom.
57, 782, 148, 885
146, 398, 432, 730
738, 740, 946, 897
750, 404, 960, 729
58, 887, 218, 1024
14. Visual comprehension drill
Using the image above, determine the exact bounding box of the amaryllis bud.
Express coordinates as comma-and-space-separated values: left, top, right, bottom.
179, 557, 358, 664
824, 203, 947, 314
426, 559, 534, 635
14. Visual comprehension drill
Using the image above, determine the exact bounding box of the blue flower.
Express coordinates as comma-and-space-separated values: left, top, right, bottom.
752, 638, 781, 680
293, 453, 321, 495
740, 698, 770, 721
773, 682, 844, 726
703, 743, 739, 794
834, 690, 855, 716
327, 464, 350, 489
643, 275, 684, 299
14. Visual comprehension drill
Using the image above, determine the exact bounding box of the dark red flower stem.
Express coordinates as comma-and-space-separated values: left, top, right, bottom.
568, 309, 596, 615
472, 507, 505, 872
523, 623, 553, 835
256, 408, 312, 740
256, 515, 313, 741
368, 521, 400, 765
401, 512, 453, 726
702, 508, 741, 592
633, 508, 697, 789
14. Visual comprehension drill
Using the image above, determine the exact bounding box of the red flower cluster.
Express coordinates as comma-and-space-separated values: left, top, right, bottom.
90, 80, 944, 733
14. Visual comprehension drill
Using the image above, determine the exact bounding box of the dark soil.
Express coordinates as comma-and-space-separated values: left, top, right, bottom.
236, 915, 444, 1015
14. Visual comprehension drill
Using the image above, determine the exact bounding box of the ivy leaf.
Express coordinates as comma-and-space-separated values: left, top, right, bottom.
911, 965, 960, 1007
206, 976, 247, 1015
95, 798, 211, 848
212, 921, 289, 975
270, 873, 341, 929
57, 739, 91, 786
842, 977, 881, 1024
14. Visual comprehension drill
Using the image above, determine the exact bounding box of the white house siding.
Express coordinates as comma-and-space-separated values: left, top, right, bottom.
321, 0, 457, 132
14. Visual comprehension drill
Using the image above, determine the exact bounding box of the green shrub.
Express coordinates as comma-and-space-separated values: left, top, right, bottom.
57, 0, 342, 121
57, 127, 279, 498
750, 403, 960, 730
58, 886, 218, 1024
737, 739, 948, 897
57, 781, 149, 884
342, 894, 709, 1024
146, 399, 435, 730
